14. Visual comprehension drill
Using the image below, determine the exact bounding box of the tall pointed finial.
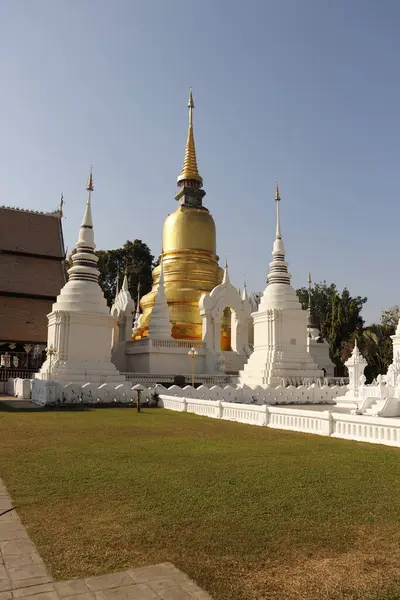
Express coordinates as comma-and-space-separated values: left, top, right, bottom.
242, 278, 249, 301
115, 271, 120, 298
58, 193, 64, 218
122, 263, 129, 292
86, 166, 94, 192
275, 182, 281, 240
267, 183, 291, 287
133, 277, 142, 332
222, 256, 230, 284
188, 88, 194, 125
307, 272, 312, 311
177, 89, 203, 186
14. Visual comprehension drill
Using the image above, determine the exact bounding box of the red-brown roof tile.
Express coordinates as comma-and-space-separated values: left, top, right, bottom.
0, 254, 65, 297
0, 297, 52, 343
0, 208, 64, 257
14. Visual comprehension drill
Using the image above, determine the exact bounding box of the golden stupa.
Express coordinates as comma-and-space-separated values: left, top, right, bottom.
137, 90, 223, 340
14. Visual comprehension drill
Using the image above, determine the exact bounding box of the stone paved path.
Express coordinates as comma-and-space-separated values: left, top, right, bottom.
0, 480, 212, 600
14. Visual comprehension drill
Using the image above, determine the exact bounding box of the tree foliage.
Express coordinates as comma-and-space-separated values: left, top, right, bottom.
296, 282, 367, 376
67, 240, 156, 307
380, 306, 400, 330
342, 324, 395, 383
97, 240, 155, 306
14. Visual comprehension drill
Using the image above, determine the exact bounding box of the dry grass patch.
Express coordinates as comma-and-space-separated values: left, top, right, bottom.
0, 407, 399, 600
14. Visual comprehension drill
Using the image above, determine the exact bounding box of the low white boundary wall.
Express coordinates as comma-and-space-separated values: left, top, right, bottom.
160, 395, 400, 448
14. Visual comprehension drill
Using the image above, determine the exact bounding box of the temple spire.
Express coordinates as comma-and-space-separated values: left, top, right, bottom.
267, 184, 291, 286
242, 279, 249, 301
148, 258, 172, 340
133, 280, 141, 332
177, 89, 203, 186
82, 168, 94, 229
115, 272, 120, 298
122, 264, 129, 292
275, 183, 281, 239
67, 171, 99, 284
222, 257, 230, 284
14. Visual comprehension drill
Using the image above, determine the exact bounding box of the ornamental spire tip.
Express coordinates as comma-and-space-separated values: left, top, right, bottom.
86, 167, 94, 192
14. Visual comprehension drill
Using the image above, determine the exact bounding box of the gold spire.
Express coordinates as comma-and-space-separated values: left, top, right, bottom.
177, 89, 203, 186
86, 167, 94, 192
275, 183, 281, 201
308, 272, 312, 286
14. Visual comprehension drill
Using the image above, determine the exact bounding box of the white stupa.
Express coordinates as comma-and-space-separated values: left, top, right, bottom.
148, 257, 172, 340
36, 171, 124, 384
239, 185, 323, 386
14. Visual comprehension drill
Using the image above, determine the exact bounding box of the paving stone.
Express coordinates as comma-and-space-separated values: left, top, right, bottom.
14, 593, 58, 600
11, 577, 53, 590
148, 578, 180, 592
0, 583, 11, 593
127, 565, 183, 584
0, 526, 27, 543
0, 501, 13, 511
94, 584, 158, 600
157, 588, 193, 600
7, 565, 49, 583
54, 580, 89, 598
0, 513, 21, 525
179, 581, 203, 594
0, 568, 9, 582
0, 591, 12, 600
1, 541, 37, 557
84, 573, 134, 592
4, 556, 44, 569
61, 594, 95, 600
13, 583, 55, 597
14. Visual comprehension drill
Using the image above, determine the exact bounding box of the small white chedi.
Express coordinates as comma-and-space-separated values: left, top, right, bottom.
111, 268, 136, 348
239, 185, 323, 386
36, 172, 124, 384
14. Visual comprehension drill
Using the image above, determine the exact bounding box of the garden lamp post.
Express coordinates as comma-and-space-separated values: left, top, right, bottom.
133, 384, 145, 413
188, 346, 198, 387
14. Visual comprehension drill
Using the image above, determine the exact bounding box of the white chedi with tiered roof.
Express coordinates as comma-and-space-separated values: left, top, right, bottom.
36, 172, 124, 384
148, 257, 172, 340
239, 185, 323, 386
110, 268, 135, 346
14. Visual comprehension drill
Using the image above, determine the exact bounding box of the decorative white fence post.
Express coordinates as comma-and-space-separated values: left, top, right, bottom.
344, 340, 367, 401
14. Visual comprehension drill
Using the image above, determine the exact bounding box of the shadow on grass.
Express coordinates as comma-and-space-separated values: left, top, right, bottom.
0, 397, 158, 413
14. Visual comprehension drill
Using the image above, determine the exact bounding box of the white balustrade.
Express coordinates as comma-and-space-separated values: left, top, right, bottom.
159, 395, 400, 447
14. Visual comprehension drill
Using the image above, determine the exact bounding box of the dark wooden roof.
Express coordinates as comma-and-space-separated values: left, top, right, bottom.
0, 207, 66, 343
0, 207, 64, 257
0, 296, 53, 343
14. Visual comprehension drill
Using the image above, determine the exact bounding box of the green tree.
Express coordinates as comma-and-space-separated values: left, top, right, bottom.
342, 324, 394, 382
97, 240, 155, 306
67, 240, 156, 307
296, 282, 367, 376
380, 306, 400, 330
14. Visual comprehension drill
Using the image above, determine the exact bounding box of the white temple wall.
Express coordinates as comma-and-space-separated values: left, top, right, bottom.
62, 314, 114, 362
253, 308, 307, 354
124, 339, 206, 375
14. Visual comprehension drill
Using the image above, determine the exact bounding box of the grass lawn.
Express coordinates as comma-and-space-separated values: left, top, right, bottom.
0, 407, 400, 600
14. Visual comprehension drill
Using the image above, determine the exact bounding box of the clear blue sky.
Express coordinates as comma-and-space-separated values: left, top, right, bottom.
0, 0, 398, 323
